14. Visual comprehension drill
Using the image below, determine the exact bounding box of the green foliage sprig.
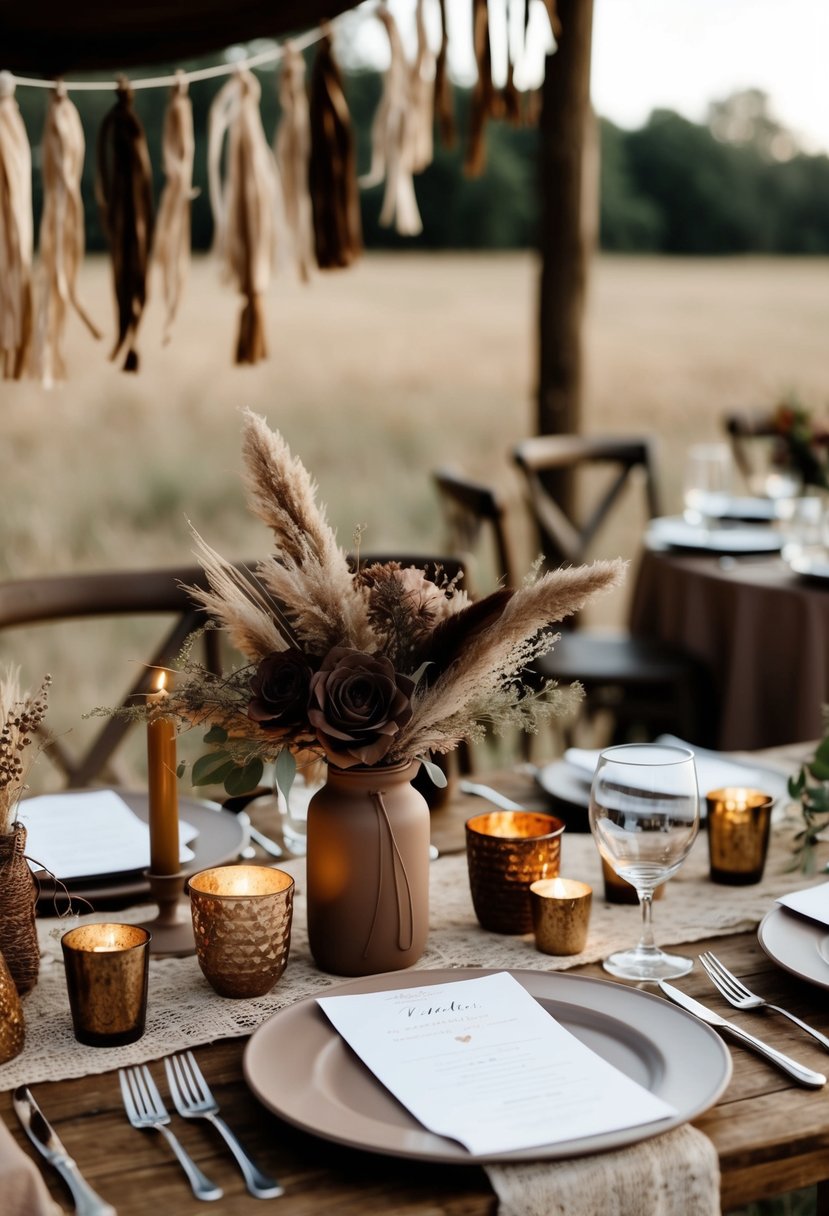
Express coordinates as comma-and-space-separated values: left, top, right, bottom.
788, 732, 829, 874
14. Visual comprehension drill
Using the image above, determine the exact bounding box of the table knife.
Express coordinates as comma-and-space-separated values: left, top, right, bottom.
658, 982, 826, 1089
13, 1085, 117, 1216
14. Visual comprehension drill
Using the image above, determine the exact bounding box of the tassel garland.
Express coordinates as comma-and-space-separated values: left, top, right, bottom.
154, 72, 197, 343
208, 67, 282, 364
35, 84, 101, 386
0, 72, 33, 379
434, 0, 456, 148
309, 33, 362, 269
465, 0, 496, 177
96, 81, 154, 372
275, 45, 315, 283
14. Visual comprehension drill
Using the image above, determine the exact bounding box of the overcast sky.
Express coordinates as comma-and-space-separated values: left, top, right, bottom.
344, 0, 829, 154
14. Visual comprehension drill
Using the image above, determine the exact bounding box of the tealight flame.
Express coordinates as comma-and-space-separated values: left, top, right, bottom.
153, 670, 167, 694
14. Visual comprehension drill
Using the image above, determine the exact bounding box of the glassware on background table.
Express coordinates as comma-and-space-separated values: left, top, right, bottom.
589, 744, 700, 981
683, 443, 733, 528
776, 493, 825, 560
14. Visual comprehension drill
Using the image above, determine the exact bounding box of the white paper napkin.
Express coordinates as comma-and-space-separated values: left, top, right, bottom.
777, 881, 829, 928
17, 789, 197, 880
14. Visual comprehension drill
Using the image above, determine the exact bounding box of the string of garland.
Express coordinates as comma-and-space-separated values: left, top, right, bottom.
0, 2, 559, 380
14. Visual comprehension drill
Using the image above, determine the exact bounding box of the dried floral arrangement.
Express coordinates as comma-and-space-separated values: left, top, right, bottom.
150, 411, 624, 797
0, 666, 51, 835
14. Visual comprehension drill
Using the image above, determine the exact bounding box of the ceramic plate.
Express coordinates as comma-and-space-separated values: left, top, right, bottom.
32, 792, 246, 910
788, 554, 829, 583
536, 740, 791, 824
758, 906, 829, 991
647, 516, 782, 555
243, 968, 731, 1164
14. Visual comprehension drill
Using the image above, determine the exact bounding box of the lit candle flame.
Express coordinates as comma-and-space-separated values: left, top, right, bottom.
153, 670, 167, 694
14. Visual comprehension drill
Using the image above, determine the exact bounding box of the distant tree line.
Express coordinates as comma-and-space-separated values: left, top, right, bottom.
15, 67, 829, 254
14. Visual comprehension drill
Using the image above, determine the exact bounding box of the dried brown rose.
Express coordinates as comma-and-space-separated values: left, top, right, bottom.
308, 647, 414, 768
247, 649, 313, 734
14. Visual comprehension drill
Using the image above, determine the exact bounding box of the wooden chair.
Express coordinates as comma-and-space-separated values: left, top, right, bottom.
511, 435, 712, 743
431, 469, 517, 593
0, 566, 224, 787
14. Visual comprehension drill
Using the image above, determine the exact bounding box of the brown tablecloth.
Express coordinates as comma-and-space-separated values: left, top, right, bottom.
631, 549, 829, 750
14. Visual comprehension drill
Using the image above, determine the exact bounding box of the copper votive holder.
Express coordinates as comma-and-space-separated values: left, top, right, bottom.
189, 865, 294, 999
706, 787, 774, 885
465, 810, 565, 934
531, 878, 592, 956
61, 923, 151, 1047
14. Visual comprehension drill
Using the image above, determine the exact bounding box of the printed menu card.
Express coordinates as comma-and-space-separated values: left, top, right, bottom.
317, 971, 676, 1155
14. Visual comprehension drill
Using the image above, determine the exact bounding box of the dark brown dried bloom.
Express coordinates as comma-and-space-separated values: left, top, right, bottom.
247, 649, 313, 734
308, 646, 413, 768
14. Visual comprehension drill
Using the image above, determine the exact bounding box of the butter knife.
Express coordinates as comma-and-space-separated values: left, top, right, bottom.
13, 1085, 117, 1216
658, 982, 827, 1089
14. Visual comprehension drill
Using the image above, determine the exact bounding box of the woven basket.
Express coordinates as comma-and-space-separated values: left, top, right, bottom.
0, 824, 40, 995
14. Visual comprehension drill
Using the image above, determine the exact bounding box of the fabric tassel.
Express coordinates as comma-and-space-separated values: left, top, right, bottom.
409, 0, 436, 175
208, 67, 282, 365
96, 80, 154, 372
153, 72, 196, 343
501, 1, 522, 125
309, 32, 362, 269
275, 45, 315, 283
35, 83, 101, 386
434, 0, 456, 147
0, 72, 33, 379
465, 0, 496, 177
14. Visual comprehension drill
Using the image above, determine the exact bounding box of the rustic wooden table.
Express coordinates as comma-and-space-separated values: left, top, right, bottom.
3, 771, 828, 1216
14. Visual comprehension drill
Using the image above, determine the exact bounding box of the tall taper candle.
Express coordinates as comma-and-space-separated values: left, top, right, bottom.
147, 671, 180, 875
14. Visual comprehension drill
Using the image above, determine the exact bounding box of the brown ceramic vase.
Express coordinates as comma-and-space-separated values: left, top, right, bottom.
306, 761, 430, 976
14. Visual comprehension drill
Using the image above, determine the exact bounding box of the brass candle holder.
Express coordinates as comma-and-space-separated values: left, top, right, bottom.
706, 787, 774, 885
61, 923, 151, 1047
531, 878, 592, 956
139, 871, 195, 957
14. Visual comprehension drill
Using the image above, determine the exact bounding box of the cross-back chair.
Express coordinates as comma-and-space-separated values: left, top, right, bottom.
431, 469, 517, 594
723, 410, 782, 488
0, 566, 224, 787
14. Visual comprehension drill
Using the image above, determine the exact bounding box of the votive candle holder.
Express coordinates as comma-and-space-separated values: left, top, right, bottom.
706, 787, 773, 885
61, 923, 151, 1047
465, 810, 565, 934
531, 878, 592, 955
189, 865, 294, 998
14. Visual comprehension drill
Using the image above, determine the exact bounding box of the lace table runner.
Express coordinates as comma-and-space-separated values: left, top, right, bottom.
0, 820, 820, 1091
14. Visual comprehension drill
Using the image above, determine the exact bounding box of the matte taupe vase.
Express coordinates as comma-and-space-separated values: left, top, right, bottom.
306, 761, 430, 976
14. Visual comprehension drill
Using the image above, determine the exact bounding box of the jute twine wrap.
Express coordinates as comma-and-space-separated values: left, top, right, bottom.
0, 825, 39, 995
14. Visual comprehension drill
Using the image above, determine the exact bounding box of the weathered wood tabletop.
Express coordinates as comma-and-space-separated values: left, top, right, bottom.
2, 769, 828, 1216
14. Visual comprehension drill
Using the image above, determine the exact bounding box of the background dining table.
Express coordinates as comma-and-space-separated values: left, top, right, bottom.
631, 545, 829, 751
2, 761, 829, 1216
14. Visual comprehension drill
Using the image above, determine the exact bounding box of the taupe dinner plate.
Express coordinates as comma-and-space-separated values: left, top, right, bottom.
32, 792, 246, 910
243, 968, 732, 1164
758, 906, 829, 991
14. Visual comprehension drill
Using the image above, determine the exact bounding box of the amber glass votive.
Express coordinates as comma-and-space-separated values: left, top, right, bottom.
189, 865, 294, 998
61, 923, 151, 1047
465, 810, 565, 934
706, 787, 774, 885
601, 857, 665, 904
531, 878, 592, 955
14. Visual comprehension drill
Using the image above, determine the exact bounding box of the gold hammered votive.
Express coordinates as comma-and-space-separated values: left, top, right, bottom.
189, 865, 294, 998
465, 810, 565, 934
706, 787, 774, 885
61, 923, 151, 1047
531, 878, 592, 955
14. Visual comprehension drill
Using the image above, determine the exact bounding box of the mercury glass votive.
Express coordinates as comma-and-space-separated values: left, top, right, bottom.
189, 865, 294, 998
465, 810, 565, 934
531, 878, 592, 956
706, 787, 774, 885
61, 923, 151, 1047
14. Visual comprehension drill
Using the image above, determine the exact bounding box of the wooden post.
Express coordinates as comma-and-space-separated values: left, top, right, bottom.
536, 0, 596, 461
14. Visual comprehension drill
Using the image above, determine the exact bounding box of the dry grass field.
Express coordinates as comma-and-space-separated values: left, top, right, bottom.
2, 252, 828, 783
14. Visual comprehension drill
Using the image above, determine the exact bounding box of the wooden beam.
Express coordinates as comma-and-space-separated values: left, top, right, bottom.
536, 0, 596, 451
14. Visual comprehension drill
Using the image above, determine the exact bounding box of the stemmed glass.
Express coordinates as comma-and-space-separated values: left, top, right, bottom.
589, 743, 700, 981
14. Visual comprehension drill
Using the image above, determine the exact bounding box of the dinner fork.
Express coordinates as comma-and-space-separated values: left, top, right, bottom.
118, 1065, 223, 1201
164, 1051, 283, 1199
699, 952, 829, 1052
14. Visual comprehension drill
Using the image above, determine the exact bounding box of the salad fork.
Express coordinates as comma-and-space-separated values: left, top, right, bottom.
699, 951, 829, 1051
164, 1051, 283, 1199
118, 1065, 223, 1201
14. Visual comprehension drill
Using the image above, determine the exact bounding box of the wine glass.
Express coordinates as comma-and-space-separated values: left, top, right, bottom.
589, 743, 700, 981
682, 443, 733, 530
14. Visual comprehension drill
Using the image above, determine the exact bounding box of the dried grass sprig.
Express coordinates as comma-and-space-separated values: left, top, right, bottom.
0, 666, 51, 834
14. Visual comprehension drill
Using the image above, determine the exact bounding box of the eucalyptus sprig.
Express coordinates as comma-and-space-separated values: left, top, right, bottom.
788, 734, 829, 873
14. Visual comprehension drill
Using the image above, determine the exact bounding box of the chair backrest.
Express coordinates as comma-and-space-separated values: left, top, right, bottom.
432, 468, 519, 591
512, 435, 661, 567
723, 410, 778, 483
0, 565, 223, 787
